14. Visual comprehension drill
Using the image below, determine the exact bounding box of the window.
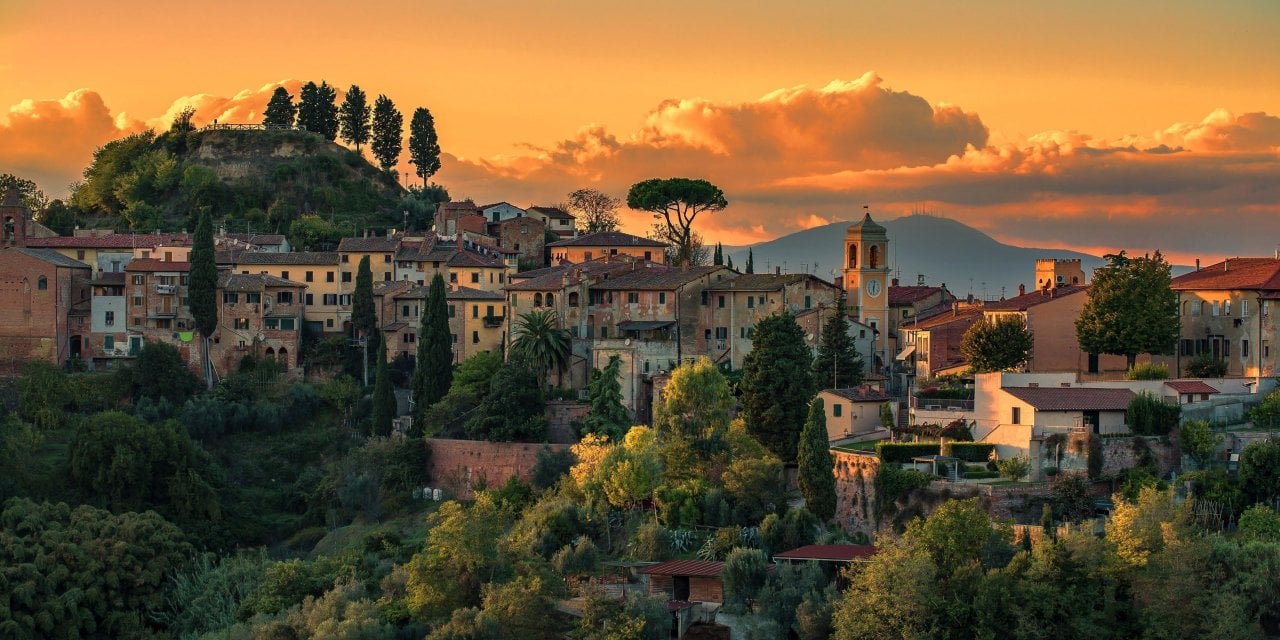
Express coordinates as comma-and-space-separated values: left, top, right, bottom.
326, 319, 334, 327
104, 335, 114, 350
305, 271, 314, 282
487, 305, 494, 316
76, 250, 86, 260
36, 275, 47, 290
223, 292, 239, 304
133, 275, 144, 285
1243, 339, 1250, 357
384, 254, 391, 263
546, 293, 554, 305
534, 292, 543, 307
644, 251, 652, 261
1224, 299, 1232, 315
402, 304, 410, 318
305, 293, 314, 305
448, 305, 456, 318
451, 333, 458, 344
510, 294, 518, 307
600, 326, 608, 338
628, 292, 639, 304
342, 272, 352, 283
104, 311, 115, 327
804, 295, 812, 309
1242, 300, 1251, 317
383, 272, 391, 281
1266, 341, 1271, 358
246, 293, 261, 303
718, 295, 725, 308
1181, 300, 1188, 315
338, 294, 351, 306
1181, 339, 1194, 356
1212, 301, 1220, 316
833, 404, 843, 417
715, 327, 728, 339
659, 292, 666, 304
758, 295, 765, 306
327, 271, 335, 283
450, 273, 458, 283
323, 294, 337, 305
471, 272, 480, 283
701, 291, 708, 305
571, 326, 579, 338
584, 251, 593, 261
342, 255, 349, 262
472, 305, 479, 318
404, 332, 416, 343
1192, 301, 1201, 316
133, 295, 143, 306
472, 331, 479, 344
278, 292, 293, 304
234, 318, 249, 330
133, 317, 141, 326
747, 296, 755, 309
281, 271, 289, 280
1011, 407, 1021, 425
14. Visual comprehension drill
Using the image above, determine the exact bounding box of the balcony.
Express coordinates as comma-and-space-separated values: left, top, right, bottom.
155, 284, 177, 294
911, 396, 975, 412
482, 315, 504, 328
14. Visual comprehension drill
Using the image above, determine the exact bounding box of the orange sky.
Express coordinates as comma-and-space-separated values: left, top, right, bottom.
2, 0, 1278, 259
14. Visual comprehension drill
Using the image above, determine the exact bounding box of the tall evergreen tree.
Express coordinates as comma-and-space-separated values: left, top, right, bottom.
713, 242, 723, 265
581, 355, 630, 440
352, 255, 378, 382
746, 248, 755, 274
408, 107, 442, 185
813, 294, 863, 388
188, 210, 218, 390
412, 274, 452, 433
798, 398, 837, 521
727, 255, 734, 270
262, 87, 296, 128
741, 312, 816, 462
371, 341, 396, 437
338, 84, 371, 150
370, 95, 404, 171
318, 81, 339, 141
296, 81, 322, 133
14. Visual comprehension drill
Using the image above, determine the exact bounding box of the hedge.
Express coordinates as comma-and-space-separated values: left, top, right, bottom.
877, 442, 942, 463
944, 442, 996, 463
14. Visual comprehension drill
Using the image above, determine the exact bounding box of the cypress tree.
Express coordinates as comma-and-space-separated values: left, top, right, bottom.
370, 95, 403, 171
352, 255, 377, 381
318, 81, 339, 141
746, 248, 755, 274
581, 355, 630, 440
338, 84, 371, 150
813, 293, 863, 389
741, 312, 815, 462
411, 274, 452, 433
262, 87, 296, 128
296, 81, 322, 133
797, 398, 837, 521
371, 341, 395, 437
727, 255, 734, 270
188, 210, 218, 390
713, 242, 723, 265
408, 107, 442, 185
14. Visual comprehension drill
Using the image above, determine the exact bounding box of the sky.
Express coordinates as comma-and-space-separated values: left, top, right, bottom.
2, 0, 1278, 262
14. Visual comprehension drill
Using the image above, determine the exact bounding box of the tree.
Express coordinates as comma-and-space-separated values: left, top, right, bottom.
466, 362, 547, 442
1239, 438, 1280, 503
626, 178, 727, 267
653, 356, 733, 439
565, 188, 622, 234
1076, 251, 1179, 370
338, 84, 371, 150
961, 314, 1034, 373
296, 81, 323, 133
1237, 504, 1280, 543
745, 247, 754, 273
130, 341, 200, 405
0, 173, 48, 213
405, 496, 510, 620
582, 355, 630, 440
798, 398, 837, 521
741, 312, 816, 462
412, 274, 452, 432
722, 548, 769, 613
1186, 353, 1229, 378
318, 80, 339, 141
189, 209, 218, 390
370, 94, 404, 171
713, 242, 723, 265
997, 455, 1030, 482
371, 341, 396, 437
352, 255, 378, 382
511, 310, 571, 386
262, 86, 296, 127
409, 107, 442, 185
813, 294, 863, 388
1106, 485, 1184, 567
17, 360, 66, 429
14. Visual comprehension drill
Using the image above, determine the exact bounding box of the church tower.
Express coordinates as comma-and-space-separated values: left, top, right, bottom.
842, 212, 889, 369
1, 187, 29, 249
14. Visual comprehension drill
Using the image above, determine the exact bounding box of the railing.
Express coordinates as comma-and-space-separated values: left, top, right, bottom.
482, 315, 504, 328
155, 284, 177, 294
201, 123, 303, 132
911, 396, 975, 411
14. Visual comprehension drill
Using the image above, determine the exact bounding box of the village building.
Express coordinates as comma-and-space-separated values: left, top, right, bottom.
1170, 257, 1280, 377
213, 273, 305, 372
547, 231, 666, 265
526, 205, 576, 237
818, 387, 894, 441
702, 272, 841, 369
899, 303, 984, 380
224, 251, 345, 334
477, 201, 526, 223
487, 216, 545, 268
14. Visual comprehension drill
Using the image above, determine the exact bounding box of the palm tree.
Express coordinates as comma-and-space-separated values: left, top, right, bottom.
511, 310, 571, 386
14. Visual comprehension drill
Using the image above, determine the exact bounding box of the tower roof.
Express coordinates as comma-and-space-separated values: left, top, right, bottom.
847, 212, 886, 235
2, 186, 23, 208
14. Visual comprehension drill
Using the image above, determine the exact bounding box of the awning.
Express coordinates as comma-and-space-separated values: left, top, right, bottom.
895, 345, 916, 361
618, 320, 675, 332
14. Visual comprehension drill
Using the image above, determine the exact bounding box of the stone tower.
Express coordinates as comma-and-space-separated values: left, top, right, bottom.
842, 212, 889, 367
1, 187, 29, 248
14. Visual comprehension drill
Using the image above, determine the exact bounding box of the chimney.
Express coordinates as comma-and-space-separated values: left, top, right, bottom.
892, 277, 899, 287
1196, 258, 1200, 271
1018, 283, 1026, 296
1225, 259, 1229, 272
775, 266, 781, 275
952, 301, 958, 317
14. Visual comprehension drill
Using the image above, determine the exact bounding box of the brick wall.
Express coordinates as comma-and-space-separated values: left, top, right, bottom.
546, 400, 589, 444
428, 438, 571, 499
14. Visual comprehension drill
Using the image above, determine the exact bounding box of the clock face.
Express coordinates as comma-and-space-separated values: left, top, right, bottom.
865, 279, 882, 297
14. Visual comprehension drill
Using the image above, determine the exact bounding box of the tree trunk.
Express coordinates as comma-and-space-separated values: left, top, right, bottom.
202, 334, 215, 391
1126, 353, 1137, 371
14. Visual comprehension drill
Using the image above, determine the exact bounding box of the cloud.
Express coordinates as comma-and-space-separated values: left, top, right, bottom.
147, 80, 313, 130
0, 89, 145, 193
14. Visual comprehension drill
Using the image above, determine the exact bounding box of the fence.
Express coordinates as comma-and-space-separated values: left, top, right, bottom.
201, 123, 306, 132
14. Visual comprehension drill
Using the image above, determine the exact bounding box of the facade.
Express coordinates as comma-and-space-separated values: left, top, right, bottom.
380, 283, 507, 365
818, 387, 893, 441
0, 247, 92, 367
487, 216, 545, 268
525, 205, 576, 237
434, 202, 482, 236
26, 232, 191, 277
981, 283, 1133, 375
703, 273, 841, 369
1170, 258, 1280, 377
899, 304, 984, 380
547, 231, 666, 265
213, 273, 305, 372
227, 251, 345, 334
478, 202, 526, 223
1035, 258, 1086, 290
338, 236, 399, 282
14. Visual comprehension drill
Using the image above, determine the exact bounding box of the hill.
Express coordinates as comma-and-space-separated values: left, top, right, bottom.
724, 214, 1191, 298
62, 126, 436, 245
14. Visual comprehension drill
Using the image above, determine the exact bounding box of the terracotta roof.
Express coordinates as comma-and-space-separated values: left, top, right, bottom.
1170, 258, 1280, 292
1165, 380, 1220, 395
338, 236, 400, 252
527, 205, 575, 220
218, 273, 303, 291
547, 231, 663, 248
12, 247, 91, 269
706, 273, 834, 292
904, 306, 983, 331
26, 232, 190, 249
477, 201, 522, 211
774, 544, 878, 562
592, 265, 728, 291
126, 258, 190, 272
823, 387, 894, 403
437, 201, 479, 212
1003, 386, 1134, 411
447, 285, 504, 300
373, 280, 416, 297
888, 285, 946, 306
233, 251, 339, 266
448, 250, 505, 268
382, 321, 410, 331
506, 260, 639, 291
983, 285, 1087, 311
637, 559, 725, 578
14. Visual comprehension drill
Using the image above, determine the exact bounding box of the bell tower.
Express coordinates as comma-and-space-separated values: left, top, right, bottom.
842, 212, 889, 367
1, 187, 29, 249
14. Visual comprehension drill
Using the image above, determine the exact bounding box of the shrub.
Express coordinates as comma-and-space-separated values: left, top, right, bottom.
1250, 390, 1280, 429
873, 464, 933, 517
1087, 435, 1105, 478
996, 456, 1030, 482
1127, 391, 1181, 436
876, 442, 941, 463
628, 520, 673, 561
944, 442, 995, 462
721, 548, 769, 613
1186, 353, 1228, 378
1125, 362, 1170, 380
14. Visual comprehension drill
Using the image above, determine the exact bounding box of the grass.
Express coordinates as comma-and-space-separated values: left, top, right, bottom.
832, 440, 880, 453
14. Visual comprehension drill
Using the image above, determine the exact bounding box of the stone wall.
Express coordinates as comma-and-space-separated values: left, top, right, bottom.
546, 400, 589, 444
833, 451, 880, 538
428, 438, 571, 499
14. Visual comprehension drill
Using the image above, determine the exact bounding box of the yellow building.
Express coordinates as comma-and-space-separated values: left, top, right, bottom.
338, 236, 399, 283
225, 251, 346, 334
548, 231, 667, 265
380, 283, 507, 364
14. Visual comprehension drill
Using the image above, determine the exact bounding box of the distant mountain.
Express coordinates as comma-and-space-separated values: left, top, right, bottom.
724, 215, 1186, 299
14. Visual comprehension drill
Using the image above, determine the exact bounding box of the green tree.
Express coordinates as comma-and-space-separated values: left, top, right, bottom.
1237, 504, 1280, 543
1186, 353, 1229, 378
318, 80, 339, 141
262, 86, 297, 127
713, 242, 723, 265
961, 314, 1034, 373
189, 209, 218, 389
1179, 419, 1221, 468
130, 341, 200, 405
797, 398, 837, 521
288, 213, 343, 250
582, 355, 630, 439
1239, 438, 1280, 503
338, 84, 371, 150
1106, 485, 1184, 567
813, 294, 863, 388
296, 81, 323, 134
567, 188, 622, 234
38, 199, 78, 235
653, 356, 733, 439
405, 496, 510, 619
741, 312, 816, 462
1076, 251, 1179, 370
17, 360, 66, 429
466, 362, 547, 442
1, 173, 48, 212
997, 455, 1030, 482
412, 274, 452, 433
625, 178, 728, 267
511, 309, 571, 386
352, 254, 378, 381
371, 341, 396, 437
409, 107, 442, 185
722, 548, 769, 613
746, 247, 754, 273
598, 428, 663, 508
370, 94, 404, 172
1249, 389, 1280, 428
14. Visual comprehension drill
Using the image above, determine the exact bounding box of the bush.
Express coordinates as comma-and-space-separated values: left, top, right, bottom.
1087, 435, 1105, 478
876, 442, 941, 463
1186, 353, 1228, 378
1127, 391, 1180, 436
874, 464, 933, 517
628, 520, 673, 561
996, 456, 1030, 482
721, 548, 769, 613
1125, 362, 1170, 380
1250, 390, 1280, 429
944, 442, 995, 462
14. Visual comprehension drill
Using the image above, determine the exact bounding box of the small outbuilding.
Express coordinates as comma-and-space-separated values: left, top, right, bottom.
638, 559, 725, 604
